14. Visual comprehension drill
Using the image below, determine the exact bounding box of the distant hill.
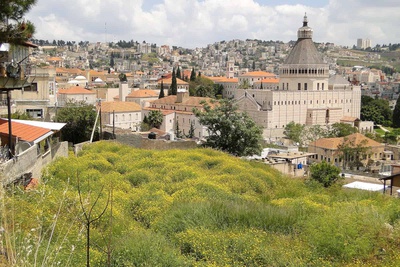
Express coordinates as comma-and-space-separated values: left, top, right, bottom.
2, 141, 400, 266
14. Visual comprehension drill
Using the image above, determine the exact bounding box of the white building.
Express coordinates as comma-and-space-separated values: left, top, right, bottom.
233, 15, 361, 137
356, 38, 372, 49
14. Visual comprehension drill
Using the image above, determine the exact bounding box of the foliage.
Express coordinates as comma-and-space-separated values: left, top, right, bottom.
189, 76, 215, 97
328, 122, 358, 137
361, 96, 392, 126
303, 125, 328, 144
393, 96, 400, 128
169, 68, 177, 95
309, 161, 343, 187
54, 100, 97, 144
190, 67, 196, 81
337, 138, 371, 170
147, 110, 163, 129
159, 80, 165, 99
194, 99, 262, 156
6, 110, 33, 120
2, 142, 400, 266
0, 0, 36, 45
283, 121, 304, 144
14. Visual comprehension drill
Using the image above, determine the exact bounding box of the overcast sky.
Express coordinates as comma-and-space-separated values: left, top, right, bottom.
25, 0, 400, 48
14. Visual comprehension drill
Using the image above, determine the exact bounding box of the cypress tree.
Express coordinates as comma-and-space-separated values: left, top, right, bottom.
190, 67, 196, 81
176, 66, 181, 80
393, 97, 400, 127
170, 68, 177, 95
159, 80, 165, 99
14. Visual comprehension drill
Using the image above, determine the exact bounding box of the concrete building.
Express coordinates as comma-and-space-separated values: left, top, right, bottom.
356, 38, 372, 50
144, 92, 213, 139
233, 15, 361, 137
100, 101, 142, 131
308, 133, 384, 169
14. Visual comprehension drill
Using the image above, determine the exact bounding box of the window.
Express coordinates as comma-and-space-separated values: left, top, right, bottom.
317, 83, 319, 90
298, 83, 301, 90
26, 109, 43, 118
49, 82, 55, 95
304, 83, 307, 90
25, 82, 38, 92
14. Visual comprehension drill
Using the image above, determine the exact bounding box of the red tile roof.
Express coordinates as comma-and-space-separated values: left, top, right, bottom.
0, 119, 51, 142
58, 86, 96, 95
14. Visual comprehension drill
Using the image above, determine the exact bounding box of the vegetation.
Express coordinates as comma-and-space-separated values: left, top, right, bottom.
189, 76, 215, 97
169, 68, 177, 95
392, 96, 400, 128
54, 100, 98, 144
309, 161, 343, 187
284, 122, 359, 145
361, 96, 392, 126
283, 122, 304, 144
0, 0, 36, 45
194, 99, 263, 156
2, 142, 400, 266
146, 110, 163, 129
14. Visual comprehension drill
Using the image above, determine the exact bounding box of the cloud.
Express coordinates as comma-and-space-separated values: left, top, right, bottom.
25, 0, 400, 48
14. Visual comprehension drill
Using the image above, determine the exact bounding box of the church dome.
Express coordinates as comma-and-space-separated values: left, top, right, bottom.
283, 14, 324, 65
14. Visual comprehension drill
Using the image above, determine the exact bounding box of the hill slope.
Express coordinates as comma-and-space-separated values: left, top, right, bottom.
2, 141, 400, 266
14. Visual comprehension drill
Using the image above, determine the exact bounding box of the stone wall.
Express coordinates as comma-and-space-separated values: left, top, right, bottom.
0, 141, 68, 185
102, 131, 198, 150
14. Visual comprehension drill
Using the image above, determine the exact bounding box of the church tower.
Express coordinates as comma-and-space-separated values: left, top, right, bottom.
226, 60, 235, 79
279, 14, 329, 91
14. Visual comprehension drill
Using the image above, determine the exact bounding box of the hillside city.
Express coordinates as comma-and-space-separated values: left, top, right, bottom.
2, 14, 400, 182
4, 1, 400, 264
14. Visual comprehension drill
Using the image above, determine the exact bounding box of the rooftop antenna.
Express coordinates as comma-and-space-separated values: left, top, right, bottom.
105, 22, 107, 44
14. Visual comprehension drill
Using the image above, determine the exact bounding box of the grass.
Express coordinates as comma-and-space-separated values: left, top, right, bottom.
1, 141, 400, 266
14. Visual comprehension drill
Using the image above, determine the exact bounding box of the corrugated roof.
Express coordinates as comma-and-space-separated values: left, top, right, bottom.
0, 119, 52, 142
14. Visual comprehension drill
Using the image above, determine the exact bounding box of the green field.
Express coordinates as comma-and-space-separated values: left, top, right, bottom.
2, 141, 400, 266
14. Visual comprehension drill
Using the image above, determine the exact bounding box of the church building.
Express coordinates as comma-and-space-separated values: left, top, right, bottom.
232, 15, 362, 137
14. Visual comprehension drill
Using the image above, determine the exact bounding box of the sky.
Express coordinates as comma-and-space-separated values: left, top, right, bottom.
25, 0, 400, 49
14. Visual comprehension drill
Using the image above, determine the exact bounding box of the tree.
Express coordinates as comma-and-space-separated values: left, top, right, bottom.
361, 96, 392, 126
393, 96, 400, 128
189, 76, 215, 97
169, 68, 177, 95
54, 100, 97, 144
309, 161, 343, 187
147, 110, 163, 129
188, 121, 195, 138
175, 121, 182, 139
110, 53, 115, 68
176, 66, 181, 80
283, 121, 304, 144
0, 0, 36, 46
194, 99, 262, 156
159, 80, 165, 99
338, 138, 370, 170
195, 84, 214, 97
328, 123, 358, 137
141, 115, 151, 131
190, 67, 196, 81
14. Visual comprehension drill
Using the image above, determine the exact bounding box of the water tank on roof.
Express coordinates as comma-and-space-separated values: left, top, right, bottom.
148, 132, 156, 139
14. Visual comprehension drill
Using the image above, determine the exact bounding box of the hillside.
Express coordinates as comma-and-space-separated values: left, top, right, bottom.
1, 141, 400, 266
